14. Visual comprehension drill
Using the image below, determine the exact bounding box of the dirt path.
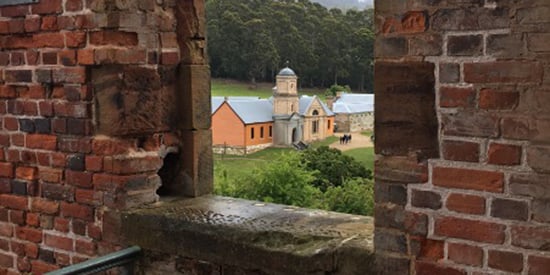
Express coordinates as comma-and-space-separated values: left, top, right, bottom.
329, 132, 373, 151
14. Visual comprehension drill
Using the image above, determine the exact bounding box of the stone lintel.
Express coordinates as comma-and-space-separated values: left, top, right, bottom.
122, 196, 375, 275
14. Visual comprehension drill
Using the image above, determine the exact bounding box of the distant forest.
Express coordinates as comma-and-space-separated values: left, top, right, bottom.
311, 0, 371, 10
206, 0, 374, 91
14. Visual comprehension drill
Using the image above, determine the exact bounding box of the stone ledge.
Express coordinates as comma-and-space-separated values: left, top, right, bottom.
121, 195, 375, 275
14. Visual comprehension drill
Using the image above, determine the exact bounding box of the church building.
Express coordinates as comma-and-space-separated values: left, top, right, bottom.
211, 67, 334, 154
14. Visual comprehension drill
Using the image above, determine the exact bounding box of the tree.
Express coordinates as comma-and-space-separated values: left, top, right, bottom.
300, 146, 372, 191
206, 0, 375, 89
230, 153, 322, 207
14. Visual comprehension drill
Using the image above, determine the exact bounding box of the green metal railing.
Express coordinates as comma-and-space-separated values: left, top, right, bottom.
45, 246, 141, 275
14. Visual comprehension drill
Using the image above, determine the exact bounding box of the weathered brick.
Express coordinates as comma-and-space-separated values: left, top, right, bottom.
0, 162, 14, 178
529, 255, 550, 275
375, 37, 407, 57
442, 140, 479, 162
433, 167, 503, 192
528, 33, 550, 53
90, 31, 138, 46
42, 183, 74, 202
435, 216, 505, 244
501, 117, 529, 140
374, 229, 407, 253
527, 145, 550, 174
479, 89, 519, 110
411, 189, 441, 210
510, 173, 550, 199
441, 111, 499, 138
440, 87, 475, 108
375, 62, 438, 158
410, 237, 444, 261
375, 182, 408, 206
532, 199, 550, 223
31, 198, 59, 215
0, 194, 28, 210
60, 202, 93, 221
464, 61, 543, 83
15, 226, 42, 243
448, 35, 483, 56
415, 261, 466, 275
448, 243, 483, 266
65, 170, 92, 188
446, 193, 485, 215
409, 33, 442, 56
488, 143, 521, 165
488, 250, 523, 273
44, 233, 73, 251
432, 8, 509, 31
487, 34, 525, 57
439, 63, 460, 83
26, 134, 57, 150
31, 260, 57, 274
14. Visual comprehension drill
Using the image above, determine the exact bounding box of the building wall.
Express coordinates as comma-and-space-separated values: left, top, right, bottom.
244, 122, 273, 147
334, 112, 373, 133
212, 103, 245, 147
273, 96, 299, 116
0, 0, 212, 274
375, 1, 550, 274
302, 99, 334, 142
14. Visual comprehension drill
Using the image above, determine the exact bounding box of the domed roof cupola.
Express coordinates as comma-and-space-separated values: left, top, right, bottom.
278, 67, 296, 76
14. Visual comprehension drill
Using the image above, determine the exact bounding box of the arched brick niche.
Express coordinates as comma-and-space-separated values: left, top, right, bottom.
374, 0, 550, 274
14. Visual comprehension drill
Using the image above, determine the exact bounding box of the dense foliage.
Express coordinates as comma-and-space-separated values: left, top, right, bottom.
301, 146, 371, 190
206, 0, 374, 91
215, 147, 374, 215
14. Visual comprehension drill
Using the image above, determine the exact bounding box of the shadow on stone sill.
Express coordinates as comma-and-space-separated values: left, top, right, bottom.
122, 195, 375, 275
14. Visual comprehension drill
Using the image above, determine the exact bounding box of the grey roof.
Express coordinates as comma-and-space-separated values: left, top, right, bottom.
333, 93, 374, 114
278, 67, 296, 76
212, 97, 224, 113
299, 95, 334, 116
211, 96, 273, 124
228, 99, 274, 124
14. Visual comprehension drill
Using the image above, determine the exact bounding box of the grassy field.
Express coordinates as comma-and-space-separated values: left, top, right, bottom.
214, 141, 374, 185
212, 78, 327, 99
343, 147, 374, 170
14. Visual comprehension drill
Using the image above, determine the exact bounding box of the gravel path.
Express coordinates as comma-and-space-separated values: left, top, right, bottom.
329, 132, 374, 151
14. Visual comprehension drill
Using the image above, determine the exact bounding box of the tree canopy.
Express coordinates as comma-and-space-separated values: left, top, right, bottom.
206, 0, 375, 91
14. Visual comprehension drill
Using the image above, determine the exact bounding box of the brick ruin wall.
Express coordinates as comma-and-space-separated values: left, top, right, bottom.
375, 0, 550, 274
0, 0, 214, 274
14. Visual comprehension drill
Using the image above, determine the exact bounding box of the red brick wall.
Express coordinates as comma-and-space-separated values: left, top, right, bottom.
0, 0, 190, 274
245, 123, 273, 147
375, 0, 550, 274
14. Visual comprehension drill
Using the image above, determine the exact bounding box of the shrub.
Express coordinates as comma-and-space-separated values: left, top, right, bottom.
323, 177, 374, 215
300, 146, 372, 190
230, 153, 323, 207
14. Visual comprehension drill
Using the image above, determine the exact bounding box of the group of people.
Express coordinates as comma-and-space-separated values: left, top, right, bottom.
339, 134, 352, 144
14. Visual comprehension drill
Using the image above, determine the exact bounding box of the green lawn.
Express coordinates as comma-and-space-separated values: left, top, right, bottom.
343, 147, 374, 171
211, 78, 327, 99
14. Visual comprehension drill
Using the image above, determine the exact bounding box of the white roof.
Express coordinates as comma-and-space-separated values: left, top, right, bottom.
299, 95, 334, 116
211, 96, 273, 124
333, 93, 374, 114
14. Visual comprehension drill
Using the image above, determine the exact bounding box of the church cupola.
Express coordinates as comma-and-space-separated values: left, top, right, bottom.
273, 65, 300, 116
275, 66, 298, 96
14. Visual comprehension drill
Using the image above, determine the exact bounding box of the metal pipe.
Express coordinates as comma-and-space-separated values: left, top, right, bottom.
46, 246, 142, 275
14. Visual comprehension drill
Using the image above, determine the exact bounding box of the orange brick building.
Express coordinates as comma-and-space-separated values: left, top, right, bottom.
212, 68, 334, 154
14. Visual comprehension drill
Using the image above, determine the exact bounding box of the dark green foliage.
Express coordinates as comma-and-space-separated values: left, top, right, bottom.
214, 148, 374, 216
325, 84, 351, 97
206, 0, 374, 91
323, 178, 374, 216
301, 146, 372, 191
216, 153, 323, 207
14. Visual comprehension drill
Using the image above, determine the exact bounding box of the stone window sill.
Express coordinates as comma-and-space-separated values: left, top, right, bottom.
122, 195, 374, 274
